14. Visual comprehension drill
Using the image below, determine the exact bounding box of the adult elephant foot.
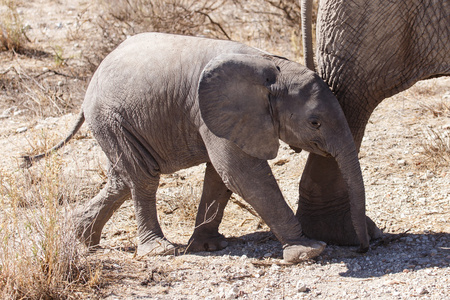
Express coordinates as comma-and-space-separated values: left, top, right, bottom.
187, 232, 228, 252
297, 154, 382, 245
298, 210, 382, 246
283, 237, 326, 263
137, 237, 177, 257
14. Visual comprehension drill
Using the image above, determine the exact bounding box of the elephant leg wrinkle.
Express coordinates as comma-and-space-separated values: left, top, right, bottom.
132, 176, 178, 257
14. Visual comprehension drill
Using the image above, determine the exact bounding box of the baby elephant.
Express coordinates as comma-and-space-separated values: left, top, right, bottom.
26, 32, 369, 263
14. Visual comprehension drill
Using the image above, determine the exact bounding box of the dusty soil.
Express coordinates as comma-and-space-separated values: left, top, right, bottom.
1, 0, 449, 299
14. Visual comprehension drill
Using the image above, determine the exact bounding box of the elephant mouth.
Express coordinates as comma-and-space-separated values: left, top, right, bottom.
310, 140, 331, 157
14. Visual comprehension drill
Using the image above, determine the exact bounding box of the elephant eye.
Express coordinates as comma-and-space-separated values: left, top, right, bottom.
310, 119, 321, 129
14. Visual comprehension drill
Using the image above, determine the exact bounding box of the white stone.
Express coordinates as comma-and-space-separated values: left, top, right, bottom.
16, 127, 28, 133
296, 281, 308, 293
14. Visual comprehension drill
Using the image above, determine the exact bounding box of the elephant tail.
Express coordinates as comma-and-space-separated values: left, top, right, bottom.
301, 0, 315, 71
21, 110, 85, 168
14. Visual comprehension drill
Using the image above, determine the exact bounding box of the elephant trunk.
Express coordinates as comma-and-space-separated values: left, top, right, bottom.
332, 136, 369, 252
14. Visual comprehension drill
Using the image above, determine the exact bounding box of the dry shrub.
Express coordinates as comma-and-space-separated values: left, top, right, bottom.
421, 127, 450, 166
87, 0, 312, 69
420, 100, 450, 118
0, 66, 78, 118
103, 0, 230, 38
0, 0, 29, 52
23, 128, 66, 160
86, 0, 230, 68
0, 156, 100, 299
158, 179, 202, 226
228, 0, 318, 57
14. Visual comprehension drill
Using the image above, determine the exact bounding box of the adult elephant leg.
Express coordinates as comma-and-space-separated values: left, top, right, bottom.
188, 162, 232, 252
133, 175, 177, 256
74, 168, 131, 247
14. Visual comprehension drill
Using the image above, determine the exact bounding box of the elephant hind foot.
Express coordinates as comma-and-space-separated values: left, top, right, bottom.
73, 208, 104, 248
187, 233, 228, 252
75, 223, 102, 248
283, 237, 326, 264
137, 237, 177, 257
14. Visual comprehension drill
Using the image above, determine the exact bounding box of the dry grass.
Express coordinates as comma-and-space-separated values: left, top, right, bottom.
0, 0, 29, 52
101, 0, 230, 38
23, 128, 66, 159
417, 86, 450, 167
421, 127, 450, 166
88, 0, 312, 66
0, 156, 101, 299
420, 100, 450, 118
158, 177, 203, 226
0, 65, 79, 118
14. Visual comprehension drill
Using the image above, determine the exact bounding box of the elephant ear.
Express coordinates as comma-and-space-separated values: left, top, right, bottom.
198, 53, 280, 160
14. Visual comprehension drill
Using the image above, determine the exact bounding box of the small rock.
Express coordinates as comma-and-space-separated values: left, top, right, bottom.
296, 281, 308, 293
352, 263, 361, 271
253, 269, 265, 278
274, 158, 289, 166
16, 127, 28, 133
218, 287, 226, 298
264, 252, 272, 258
2, 107, 16, 116
397, 159, 406, 166
57, 80, 64, 86
13, 109, 24, 116
418, 287, 429, 295
270, 264, 281, 271
226, 285, 239, 299
269, 281, 278, 287
421, 171, 434, 179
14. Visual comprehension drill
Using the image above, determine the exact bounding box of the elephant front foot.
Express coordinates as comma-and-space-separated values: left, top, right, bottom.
283, 237, 326, 264
187, 232, 228, 252
137, 237, 177, 257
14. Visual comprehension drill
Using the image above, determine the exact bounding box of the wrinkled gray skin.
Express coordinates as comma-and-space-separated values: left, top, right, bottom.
28, 32, 369, 262
300, 0, 449, 245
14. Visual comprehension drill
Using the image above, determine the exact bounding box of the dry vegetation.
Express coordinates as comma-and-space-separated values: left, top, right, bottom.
0, 0, 448, 299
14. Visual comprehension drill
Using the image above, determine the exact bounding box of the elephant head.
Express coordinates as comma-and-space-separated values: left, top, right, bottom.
197, 53, 370, 252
